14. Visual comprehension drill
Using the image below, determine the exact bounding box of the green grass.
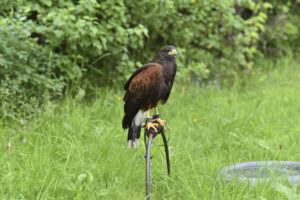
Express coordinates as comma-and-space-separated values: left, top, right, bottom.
1, 59, 300, 199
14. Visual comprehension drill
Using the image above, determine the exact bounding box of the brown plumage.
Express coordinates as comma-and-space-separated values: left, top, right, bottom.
122, 45, 177, 148
128, 63, 162, 100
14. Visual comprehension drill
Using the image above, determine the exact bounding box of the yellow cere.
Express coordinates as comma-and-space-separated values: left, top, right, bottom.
168, 49, 176, 55
117, 97, 121, 101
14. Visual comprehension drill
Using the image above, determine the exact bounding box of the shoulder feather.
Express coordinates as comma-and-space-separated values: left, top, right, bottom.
124, 63, 161, 90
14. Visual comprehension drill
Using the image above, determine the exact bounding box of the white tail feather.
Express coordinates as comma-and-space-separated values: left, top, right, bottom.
127, 139, 140, 148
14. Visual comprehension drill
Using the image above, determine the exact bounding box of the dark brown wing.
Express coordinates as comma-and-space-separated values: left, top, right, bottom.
124, 63, 162, 99
124, 63, 160, 90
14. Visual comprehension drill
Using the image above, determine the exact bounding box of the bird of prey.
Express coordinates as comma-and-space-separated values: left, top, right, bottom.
122, 45, 177, 148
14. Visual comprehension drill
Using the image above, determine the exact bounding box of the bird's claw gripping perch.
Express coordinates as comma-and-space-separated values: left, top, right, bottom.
144, 114, 166, 137
145, 122, 159, 132
152, 118, 166, 131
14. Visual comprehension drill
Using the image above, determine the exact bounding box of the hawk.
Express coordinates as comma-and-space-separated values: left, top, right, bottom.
122, 45, 177, 148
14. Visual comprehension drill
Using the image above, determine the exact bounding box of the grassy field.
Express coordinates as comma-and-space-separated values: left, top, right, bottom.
1, 59, 300, 199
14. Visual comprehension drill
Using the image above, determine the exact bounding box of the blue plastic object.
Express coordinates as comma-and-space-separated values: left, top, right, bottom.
219, 161, 300, 185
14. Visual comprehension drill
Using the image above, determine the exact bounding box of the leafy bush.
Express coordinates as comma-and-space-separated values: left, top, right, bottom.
0, 17, 63, 118
260, 0, 300, 57
0, 0, 300, 117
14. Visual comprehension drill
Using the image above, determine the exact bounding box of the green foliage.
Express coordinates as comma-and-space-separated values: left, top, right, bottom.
0, 17, 63, 118
1, 0, 300, 116
261, 0, 300, 57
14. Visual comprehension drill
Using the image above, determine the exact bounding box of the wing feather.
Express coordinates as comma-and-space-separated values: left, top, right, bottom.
127, 63, 162, 99
124, 63, 160, 90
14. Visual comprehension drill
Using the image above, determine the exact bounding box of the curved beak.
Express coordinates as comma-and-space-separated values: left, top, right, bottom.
168, 49, 178, 56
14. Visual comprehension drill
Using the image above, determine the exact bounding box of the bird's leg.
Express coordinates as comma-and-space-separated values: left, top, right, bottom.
147, 110, 151, 118
145, 110, 158, 132
152, 107, 166, 129
155, 107, 159, 114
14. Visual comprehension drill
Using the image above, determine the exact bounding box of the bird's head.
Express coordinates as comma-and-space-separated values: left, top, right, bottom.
159, 45, 178, 60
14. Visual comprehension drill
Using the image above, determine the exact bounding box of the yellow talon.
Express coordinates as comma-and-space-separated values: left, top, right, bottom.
153, 118, 165, 125
152, 118, 166, 131
145, 122, 158, 132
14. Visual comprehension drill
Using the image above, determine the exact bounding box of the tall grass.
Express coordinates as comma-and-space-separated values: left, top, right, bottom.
0, 59, 300, 199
